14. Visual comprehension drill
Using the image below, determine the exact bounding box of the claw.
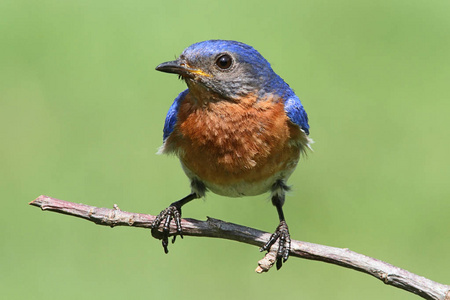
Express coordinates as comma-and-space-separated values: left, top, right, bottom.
260, 220, 291, 270
151, 205, 183, 253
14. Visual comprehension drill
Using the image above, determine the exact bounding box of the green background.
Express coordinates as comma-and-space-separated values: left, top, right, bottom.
2, 0, 449, 299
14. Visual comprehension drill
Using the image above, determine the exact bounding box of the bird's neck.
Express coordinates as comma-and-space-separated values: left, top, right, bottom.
185, 81, 240, 107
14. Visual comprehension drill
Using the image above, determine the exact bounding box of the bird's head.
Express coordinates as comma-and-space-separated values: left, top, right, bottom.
156, 40, 286, 101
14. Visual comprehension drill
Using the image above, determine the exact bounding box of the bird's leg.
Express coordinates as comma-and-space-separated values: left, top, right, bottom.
260, 180, 291, 270
151, 193, 199, 253
151, 179, 206, 253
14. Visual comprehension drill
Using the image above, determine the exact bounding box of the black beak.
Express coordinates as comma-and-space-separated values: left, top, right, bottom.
156, 60, 189, 76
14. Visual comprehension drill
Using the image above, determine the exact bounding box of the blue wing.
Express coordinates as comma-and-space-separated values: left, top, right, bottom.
284, 95, 310, 135
163, 89, 189, 141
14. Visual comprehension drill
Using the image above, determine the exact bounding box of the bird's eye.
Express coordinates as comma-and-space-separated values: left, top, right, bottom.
216, 54, 233, 69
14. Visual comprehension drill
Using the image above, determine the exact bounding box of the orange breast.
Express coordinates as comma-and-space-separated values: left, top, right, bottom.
165, 92, 303, 186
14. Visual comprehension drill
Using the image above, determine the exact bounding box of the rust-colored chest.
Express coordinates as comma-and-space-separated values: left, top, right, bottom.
165, 93, 302, 185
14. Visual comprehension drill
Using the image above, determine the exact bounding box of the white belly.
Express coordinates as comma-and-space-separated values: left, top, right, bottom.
181, 161, 297, 197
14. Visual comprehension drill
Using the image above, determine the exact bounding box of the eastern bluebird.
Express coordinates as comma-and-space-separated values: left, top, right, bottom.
152, 40, 311, 269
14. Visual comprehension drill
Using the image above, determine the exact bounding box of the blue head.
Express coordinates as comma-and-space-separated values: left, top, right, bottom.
156, 40, 290, 100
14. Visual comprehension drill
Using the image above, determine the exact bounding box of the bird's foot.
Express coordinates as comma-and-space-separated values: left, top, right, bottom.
260, 220, 291, 270
151, 205, 183, 254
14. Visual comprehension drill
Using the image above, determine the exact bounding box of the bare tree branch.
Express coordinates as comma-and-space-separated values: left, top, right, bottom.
30, 195, 450, 300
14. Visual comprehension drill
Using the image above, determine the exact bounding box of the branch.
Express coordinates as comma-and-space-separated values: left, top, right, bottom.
30, 195, 450, 300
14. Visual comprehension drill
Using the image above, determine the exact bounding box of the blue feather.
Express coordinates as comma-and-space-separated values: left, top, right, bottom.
163, 89, 188, 141
284, 95, 310, 135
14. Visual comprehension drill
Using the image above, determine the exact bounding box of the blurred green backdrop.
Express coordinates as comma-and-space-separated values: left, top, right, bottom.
1, 0, 449, 299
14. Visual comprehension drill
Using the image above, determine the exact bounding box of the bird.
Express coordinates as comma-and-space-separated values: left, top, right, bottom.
152, 40, 311, 269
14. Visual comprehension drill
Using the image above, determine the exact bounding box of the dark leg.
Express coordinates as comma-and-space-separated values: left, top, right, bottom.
151, 179, 206, 253
260, 180, 291, 270
151, 193, 199, 253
